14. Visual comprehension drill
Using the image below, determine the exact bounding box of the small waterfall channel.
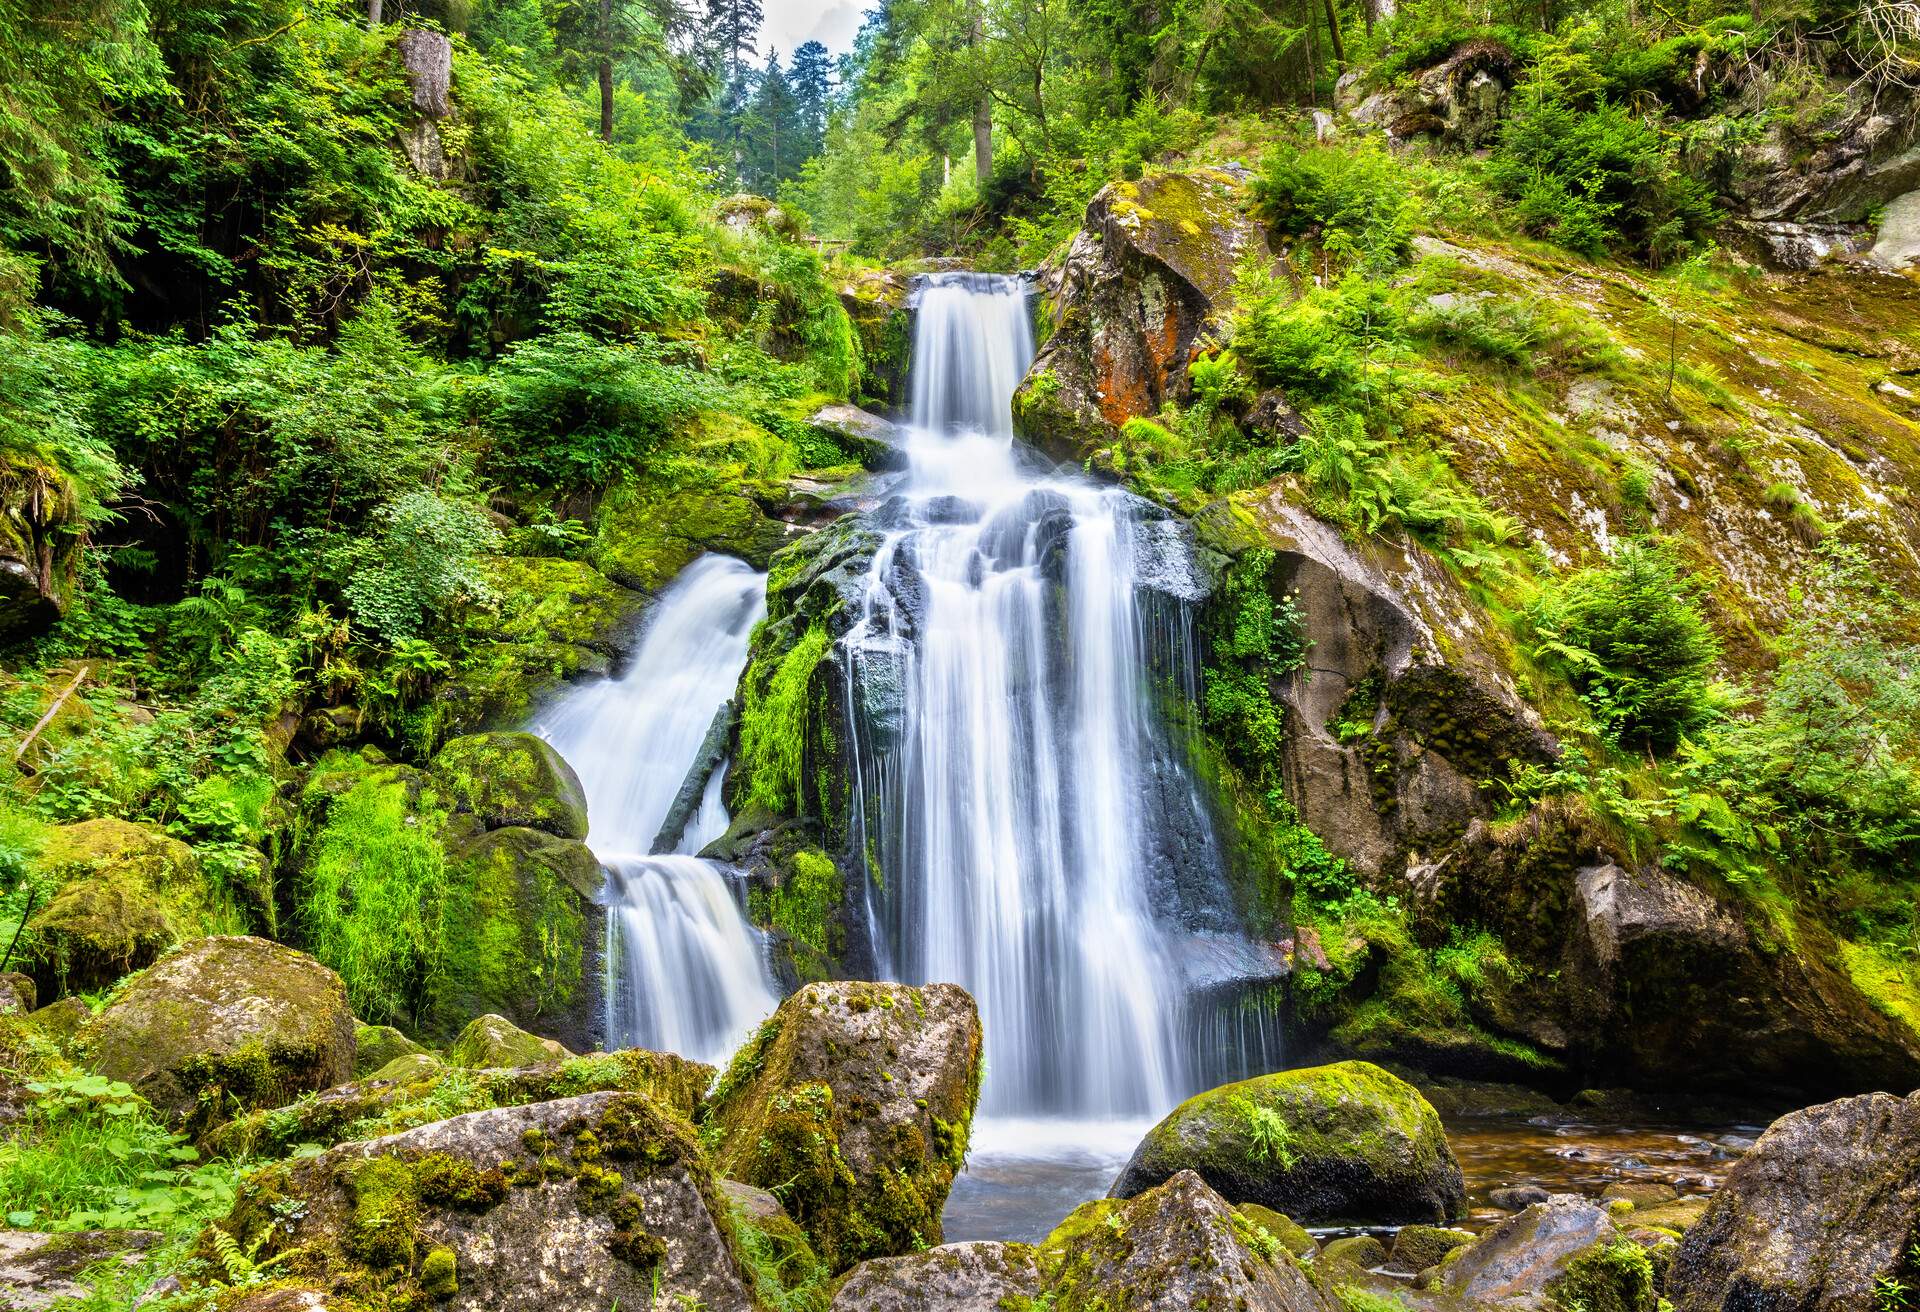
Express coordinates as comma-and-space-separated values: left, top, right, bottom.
536, 555, 779, 1065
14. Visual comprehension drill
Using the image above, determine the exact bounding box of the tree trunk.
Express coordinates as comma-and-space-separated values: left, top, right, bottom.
368, 0, 382, 28
970, 2, 992, 184
1365, 0, 1395, 34
597, 0, 614, 143
1322, 0, 1348, 68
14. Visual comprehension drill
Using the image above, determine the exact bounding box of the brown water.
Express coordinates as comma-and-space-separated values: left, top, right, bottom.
941, 1113, 1764, 1244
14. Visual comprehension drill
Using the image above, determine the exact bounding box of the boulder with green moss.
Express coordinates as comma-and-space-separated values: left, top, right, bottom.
0, 1228, 164, 1309
1667, 1089, 1920, 1312
724, 1179, 831, 1307
425, 824, 604, 1046
1237, 1202, 1317, 1257
22, 819, 208, 995
1442, 1195, 1629, 1303
830, 1240, 1043, 1311
199, 1089, 757, 1311
0, 457, 83, 642
591, 484, 793, 594
1040, 1169, 1335, 1312
210, 1046, 715, 1162
432, 732, 590, 839
0, 971, 34, 1015
353, 1022, 424, 1077
707, 980, 982, 1273
1110, 1059, 1464, 1224
79, 935, 355, 1124
447, 1012, 572, 1069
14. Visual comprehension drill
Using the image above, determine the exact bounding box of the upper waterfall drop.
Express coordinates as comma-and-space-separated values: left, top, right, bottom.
848, 271, 1197, 1118
536, 553, 779, 1065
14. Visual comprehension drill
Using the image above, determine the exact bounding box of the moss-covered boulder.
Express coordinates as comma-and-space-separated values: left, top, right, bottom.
0, 457, 83, 642
0, 971, 34, 1015
22, 819, 207, 995
723, 1179, 831, 1307
199, 1090, 757, 1311
830, 1240, 1043, 1311
432, 732, 589, 840
1237, 1202, 1317, 1257
447, 1013, 571, 1069
426, 825, 603, 1045
1110, 1060, 1463, 1224
80, 936, 355, 1124
1041, 1170, 1336, 1312
707, 981, 982, 1273
591, 485, 792, 594
1392, 1223, 1476, 1271
210, 1046, 715, 1162
1667, 1090, 1920, 1312
1442, 1195, 1625, 1303
353, 1022, 424, 1077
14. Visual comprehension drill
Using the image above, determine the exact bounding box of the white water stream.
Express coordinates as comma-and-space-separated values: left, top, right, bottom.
536, 554, 779, 1065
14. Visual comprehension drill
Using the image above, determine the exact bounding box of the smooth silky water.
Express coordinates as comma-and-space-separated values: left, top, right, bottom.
535, 554, 779, 1066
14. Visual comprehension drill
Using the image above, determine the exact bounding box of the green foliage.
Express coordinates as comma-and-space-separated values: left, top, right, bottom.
1202, 550, 1306, 780
1255, 140, 1419, 272
297, 770, 449, 1025
0, 1073, 246, 1234
338, 490, 502, 642
739, 624, 833, 814
1237, 1097, 1298, 1167
1531, 541, 1722, 754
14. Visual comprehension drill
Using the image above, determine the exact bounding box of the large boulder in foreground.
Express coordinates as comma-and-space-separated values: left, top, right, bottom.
1111, 1060, 1463, 1223
829, 1241, 1043, 1311
22, 818, 205, 995
707, 980, 982, 1272
447, 1013, 571, 1069
1043, 1169, 1335, 1312
80, 936, 355, 1123
202, 1090, 755, 1311
1441, 1195, 1653, 1308
432, 732, 589, 840
1667, 1090, 1920, 1312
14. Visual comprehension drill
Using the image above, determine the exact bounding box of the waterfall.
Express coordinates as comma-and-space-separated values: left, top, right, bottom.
848, 273, 1195, 1117
536, 554, 779, 1065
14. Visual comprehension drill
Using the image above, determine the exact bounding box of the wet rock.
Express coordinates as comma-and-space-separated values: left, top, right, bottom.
1727, 83, 1920, 226
1042, 1170, 1336, 1311
81, 935, 355, 1123
1238, 1203, 1318, 1256
1668, 1090, 1920, 1312
1015, 168, 1260, 462
447, 1013, 571, 1069
1632, 1195, 1709, 1236
0, 1229, 162, 1310
203, 1090, 756, 1312
1392, 1223, 1475, 1270
22, 819, 205, 995
433, 732, 590, 840
707, 980, 982, 1272
1111, 1059, 1464, 1224
353, 1022, 424, 1077
1442, 1196, 1619, 1302
652, 701, 734, 852
829, 1241, 1043, 1311
1602, 1181, 1679, 1208
590, 485, 795, 594
810, 404, 910, 471
1323, 1234, 1390, 1269
838, 268, 912, 412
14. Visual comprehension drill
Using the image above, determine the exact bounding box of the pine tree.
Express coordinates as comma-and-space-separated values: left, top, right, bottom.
789, 39, 833, 153
740, 49, 803, 195
705, 0, 763, 85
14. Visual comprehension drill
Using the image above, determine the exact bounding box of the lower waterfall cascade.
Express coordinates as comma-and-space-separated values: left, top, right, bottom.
535, 554, 778, 1065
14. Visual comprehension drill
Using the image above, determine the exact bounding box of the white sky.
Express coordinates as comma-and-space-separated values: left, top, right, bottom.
761, 0, 866, 60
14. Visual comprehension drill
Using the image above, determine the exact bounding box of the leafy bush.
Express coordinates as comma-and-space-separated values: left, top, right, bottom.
338, 490, 502, 643
1254, 140, 1420, 271
1531, 541, 1722, 754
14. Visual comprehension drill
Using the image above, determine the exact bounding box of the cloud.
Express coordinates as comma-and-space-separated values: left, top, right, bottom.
762, 0, 864, 59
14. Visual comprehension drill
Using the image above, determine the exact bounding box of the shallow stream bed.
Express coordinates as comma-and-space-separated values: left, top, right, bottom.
942, 1112, 1765, 1244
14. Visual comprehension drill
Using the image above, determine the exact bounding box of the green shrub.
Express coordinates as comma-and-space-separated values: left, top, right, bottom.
1531, 541, 1722, 754
1254, 140, 1420, 272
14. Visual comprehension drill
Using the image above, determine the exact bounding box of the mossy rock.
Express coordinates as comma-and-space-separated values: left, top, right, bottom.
1110, 1059, 1465, 1224
434, 638, 611, 738
591, 484, 792, 593
1391, 1223, 1475, 1271
474, 556, 645, 657
199, 1090, 757, 1311
369, 1052, 445, 1084
1547, 1238, 1658, 1312
723, 1180, 831, 1304
22, 819, 207, 995
0, 455, 82, 642
1443, 1196, 1618, 1303
432, 732, 589, 840
706, 981, 983, 1273
0, 971, 34, 1015
1322, 1234, 1389, 1270
828, 1239, 1043, 1310
80, 936, 355, 1125
1234, 1202, 1317, 1257
423, 825, 603, 1044
446, 1013, 571, 1069
1039, 1170, 1334, 1311
353, 1023, 424, 1077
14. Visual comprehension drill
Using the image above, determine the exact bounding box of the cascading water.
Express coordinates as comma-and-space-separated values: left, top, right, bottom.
845, 273, 1199, 1118
536, 554, 779, 1065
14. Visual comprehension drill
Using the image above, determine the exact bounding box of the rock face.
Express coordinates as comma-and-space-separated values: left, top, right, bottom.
1344, 39, 1519, 147
0, 457, 82, 644
447, 1013, 572, 1069
829, 1241, 1044, 1311
1014, 168, 1261, 462
0, 1229, 162, 1311
81, 936, 355, 1122
206, 1090, 757, 1312
1667, 1090, 1920, 1312
707, 980, 982, 1272
432, 732, 590, 840
1110, 1060, 1464, 1223
23, 818, 206, 995
1044, 1170, 1336, 1312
